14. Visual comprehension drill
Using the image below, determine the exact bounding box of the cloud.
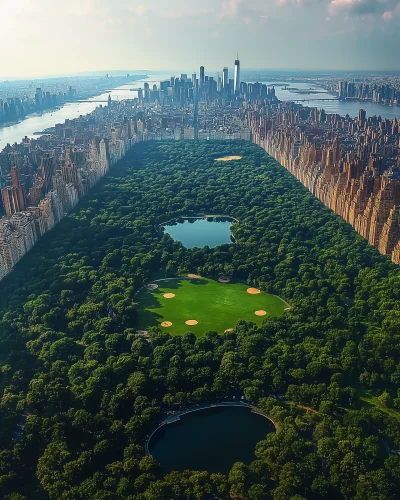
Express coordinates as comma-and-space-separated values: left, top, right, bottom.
217, 0, 269, 24
328, 0, 399, 15
219, 0, 241, 18
382, 9, 393, 18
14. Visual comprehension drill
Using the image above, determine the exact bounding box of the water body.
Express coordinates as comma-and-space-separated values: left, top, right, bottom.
0, 73, 172, 148
260, 81, 400, 120
163, 217, 234, 249
149, 406, 275, 474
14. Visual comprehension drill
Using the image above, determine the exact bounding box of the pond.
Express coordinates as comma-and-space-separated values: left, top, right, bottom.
148, 405, 275, 474
163, 217, 234, 249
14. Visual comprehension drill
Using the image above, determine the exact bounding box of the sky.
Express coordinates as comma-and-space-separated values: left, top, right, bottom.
2, 0, 400, 78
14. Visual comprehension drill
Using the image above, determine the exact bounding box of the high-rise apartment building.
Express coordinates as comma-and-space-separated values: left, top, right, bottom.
200, 66, 205, 86
1, 166, 27, 216
40, 154, 56, 192
234, 57, 241, 95
222, 67, 229, 91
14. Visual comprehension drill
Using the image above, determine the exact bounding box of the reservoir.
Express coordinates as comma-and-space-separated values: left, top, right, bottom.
148, 405, 275, 474
163, 217, 234, 249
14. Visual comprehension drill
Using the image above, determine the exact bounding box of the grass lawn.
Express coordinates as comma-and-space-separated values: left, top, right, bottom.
360, 394, 400, 423
136, 278, 288, 336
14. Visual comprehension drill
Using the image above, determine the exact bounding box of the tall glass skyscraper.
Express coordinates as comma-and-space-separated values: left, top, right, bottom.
222, 67, 229, 91
234, 57, 241, 95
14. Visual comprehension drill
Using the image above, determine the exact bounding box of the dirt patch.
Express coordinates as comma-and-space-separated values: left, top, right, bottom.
215, 156, 242, 162
163, 293, 175, 299
185, 320, 198, 326
224, 328, 234, 333
161, 321, 172, 328
218, 276, 231, 283
147, 284, 159, 290
247, 287, 261, 295
188, 274, 201, 279
255, 310, 267, 316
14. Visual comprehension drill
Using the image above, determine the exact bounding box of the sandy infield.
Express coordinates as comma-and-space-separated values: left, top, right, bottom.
147, 284, 159, 290
185, 320, 198, 326
215, 156, 242, 162
247, 287, 261, 294
255, 310, 267, 316
188, 274, 201, 279
163, 293, 175, 299
161, 321, 172, 327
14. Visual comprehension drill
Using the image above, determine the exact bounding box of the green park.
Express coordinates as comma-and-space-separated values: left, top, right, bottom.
136, 277, 289, 336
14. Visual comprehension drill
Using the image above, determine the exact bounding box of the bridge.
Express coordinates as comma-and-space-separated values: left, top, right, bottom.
290, 97, 339, 102
72, 100, 110, 103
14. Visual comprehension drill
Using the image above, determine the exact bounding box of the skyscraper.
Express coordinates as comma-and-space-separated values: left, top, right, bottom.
222, 67, 229, 91
200, 66, 205, 86
1, 166, 27, 216
40, 154, 56, 192
234, 56, 241, 95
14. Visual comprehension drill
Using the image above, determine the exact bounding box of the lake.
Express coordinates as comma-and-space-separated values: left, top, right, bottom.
163, 217, 234, 249
149, 405, 275, 474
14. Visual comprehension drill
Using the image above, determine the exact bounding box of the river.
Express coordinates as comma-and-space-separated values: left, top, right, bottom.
0, 73, 172, 148
260, 81, 400, 120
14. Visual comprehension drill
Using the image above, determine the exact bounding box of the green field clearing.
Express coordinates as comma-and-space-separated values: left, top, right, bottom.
136, 278, 288, 336
360, 394, 400, 423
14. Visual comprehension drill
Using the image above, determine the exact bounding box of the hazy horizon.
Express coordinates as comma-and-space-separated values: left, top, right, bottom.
2, 0, 400, 79
2, 68, 400, 82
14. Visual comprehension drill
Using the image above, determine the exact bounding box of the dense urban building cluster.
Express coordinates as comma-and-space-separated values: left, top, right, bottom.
0, 86, 78, 125
2, 60, 400, 281
0, 98, 132, 280
336, 80, 400, 105
0, 74, 138, 125
137, 63, 277, 107
251, 104, 400, 263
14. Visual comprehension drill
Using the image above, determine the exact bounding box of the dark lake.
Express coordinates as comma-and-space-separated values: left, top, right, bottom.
163, 217, 234, 249
148, 406, 275, 474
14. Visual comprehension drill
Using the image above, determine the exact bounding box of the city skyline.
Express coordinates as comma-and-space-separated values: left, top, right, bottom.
2, 0, 400, 78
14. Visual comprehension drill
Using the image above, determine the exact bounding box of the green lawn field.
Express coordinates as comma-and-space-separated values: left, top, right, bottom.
136, 278, 288, 336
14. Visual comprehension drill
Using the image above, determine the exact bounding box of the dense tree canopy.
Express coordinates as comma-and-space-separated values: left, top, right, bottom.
0, 141, 399, 499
